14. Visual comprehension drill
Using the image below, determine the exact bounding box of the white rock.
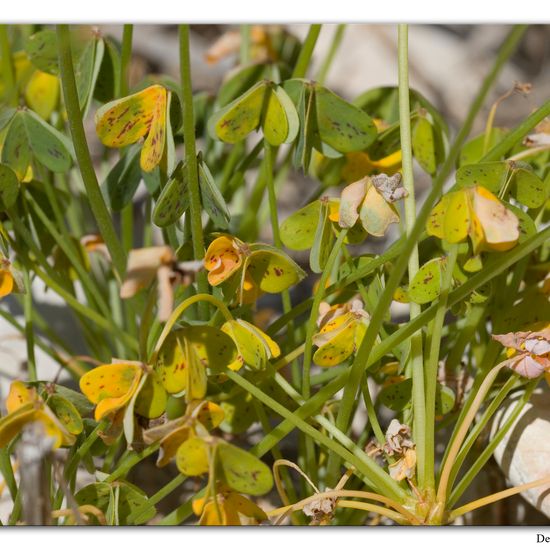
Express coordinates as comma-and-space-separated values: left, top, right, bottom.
492, 387, 550, 518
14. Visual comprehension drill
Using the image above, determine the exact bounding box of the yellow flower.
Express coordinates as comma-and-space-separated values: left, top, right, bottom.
204, 236, 246, 286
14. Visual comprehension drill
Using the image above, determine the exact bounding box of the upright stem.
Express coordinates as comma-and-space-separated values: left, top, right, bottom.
0, 26, 16, 107
179, 25, 210, 314
423, 246, 458, 492
292, 25, 322, 79
397, 24, 427, 490
56, 25, 127, 280
239, 25, 251, 65
23, 269, 37, 381
119, 25, 133, 97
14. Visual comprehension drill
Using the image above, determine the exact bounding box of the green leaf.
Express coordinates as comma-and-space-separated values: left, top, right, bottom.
152, 161, 189, 227
105, 144, 142, 211
280, 200, 320, 251
456, 161, 508, 193
22, 110, 72, 173
1, 112, 31, 181
208, 80, 267, 143
0, 164, 19, 210
378, 378, 412, 412
412, 115, 437, 175
458, 128, 508, 166
262, 84, 299, 146
408, 257, 444, 305
220, 393, 257, 434
217, 442, 273, 496
134, 370, 167, 419
435, 384, 455, 416
248, 243, 306, 293
94, 37, 121, 103
75, 37, 105, 116
199, 158, 230, 229
25, 30, 59, 75
53, 384, 95, 416
46, 394, 83, 435
76, 481, 155, 525
314, 83, 377, 154
310, 199, 334, 273
217, 63, 268, 107
512, 165, 549, 209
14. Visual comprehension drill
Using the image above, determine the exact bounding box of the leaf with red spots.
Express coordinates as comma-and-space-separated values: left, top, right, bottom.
47, 394, 83, 435
155, 326, 236, 398
247, 243, 306, 293
79, 362, 143, 421
408, 257, 445, 305
208, 80, 298, 146
95, 84, 168, 172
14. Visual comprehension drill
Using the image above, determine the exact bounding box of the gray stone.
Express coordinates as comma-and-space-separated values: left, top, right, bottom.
492, 387, 550, 518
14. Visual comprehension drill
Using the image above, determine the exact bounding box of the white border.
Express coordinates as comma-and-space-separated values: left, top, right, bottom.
0, 0, 549, 23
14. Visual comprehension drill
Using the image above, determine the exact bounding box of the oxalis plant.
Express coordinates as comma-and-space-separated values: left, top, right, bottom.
0, 22, 549, 526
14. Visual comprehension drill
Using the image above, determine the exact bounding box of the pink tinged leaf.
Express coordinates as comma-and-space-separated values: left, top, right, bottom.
524, 338, 550, 356
507, 354, 547, 379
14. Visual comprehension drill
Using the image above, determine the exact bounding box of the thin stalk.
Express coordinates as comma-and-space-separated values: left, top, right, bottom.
119, 25, 133, 97
302, 229, 348, 399
128, 474, 186, 525
239, 25, 251, 65
292, 25, 322, 79
151, 293, 233, 360
446, 374, 519, 494
436, 363, 506, 506
224, 368, 407, 503
179, 25, 209, 317
22, 269, 37, 381
57, 25, 127, 280
0, 26, 16, 106
316, 24, 346, 85
263, 141, 298, 382
448, 380, 537, 508
360, 376, 385, 446
449, 474, 550, 522
423, 245, 458, 492
120, 25, 134, 253
397, 23, 427, 490
333, 24, 527, 449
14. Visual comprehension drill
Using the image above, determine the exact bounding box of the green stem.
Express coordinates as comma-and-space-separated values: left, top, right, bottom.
22, 268, 37, 381
239, 25, 251, 65
56, 25, 127, 280
448, 380, 537, 507
303, 229, 348, 399
446, 374, 519, 495
397, 23, 427, 490
119, 25, 133, 97
423, 245, 458, 492
224, 368, 407, 502
0, 26, 16, 107
179, 25, 209, 318
333, 23, 527, 450
316, 24, 346, 85
292, 25, 322, 79
360, 375, 385, 446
